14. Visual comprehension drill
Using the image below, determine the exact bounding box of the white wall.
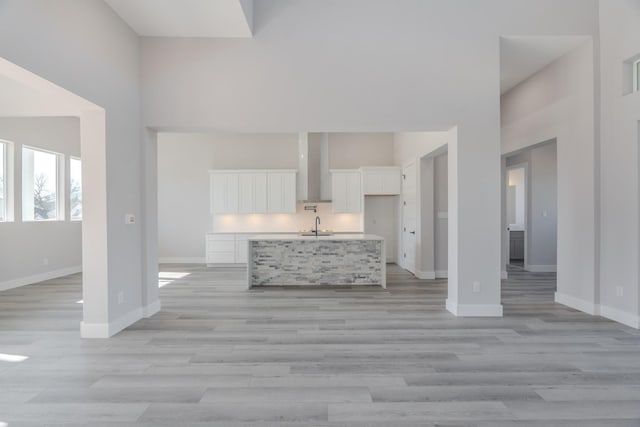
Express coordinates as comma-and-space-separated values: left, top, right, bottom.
434, 153, 448, 276
528, 142, 557, 269
599, 0, 640, 328
0, 0, 151, 336
501, 40, 596, 313
0, 117, 82, 290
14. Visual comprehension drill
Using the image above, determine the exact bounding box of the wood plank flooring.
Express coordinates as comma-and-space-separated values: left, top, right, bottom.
1, 264, 639, 426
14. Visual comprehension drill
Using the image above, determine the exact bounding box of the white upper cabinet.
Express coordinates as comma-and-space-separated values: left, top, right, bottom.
267, 171, 297, 213
362, 167, 402, 195
210, 172, 239, 214
211, 169, 296, 215
331, 170, 361, 213
238, 172, 267, 214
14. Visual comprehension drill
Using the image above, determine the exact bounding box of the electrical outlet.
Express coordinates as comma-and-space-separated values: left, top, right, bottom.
472, 281, 481, 293
125, 214, 136, 225
117, 291, 124, 304
616, 286, 624, 297
42, 257, 49, 266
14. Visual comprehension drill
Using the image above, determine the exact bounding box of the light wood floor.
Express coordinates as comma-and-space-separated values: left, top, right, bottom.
1, 264, 640, 426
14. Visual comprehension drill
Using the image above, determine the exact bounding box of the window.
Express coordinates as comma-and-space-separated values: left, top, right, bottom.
69, 157, 82, 220
635, 59, 640, 93
22, 146, 62, 221
0, 142, 6, 222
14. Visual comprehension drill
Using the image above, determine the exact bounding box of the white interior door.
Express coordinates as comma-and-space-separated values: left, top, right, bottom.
402, 163, 417, 274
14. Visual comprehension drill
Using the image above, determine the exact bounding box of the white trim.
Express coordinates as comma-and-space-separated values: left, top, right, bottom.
0, 266, 81, 292
446, 299, 503, 317
435, 270, 448, 279
159, 257, 206, 264
81, 306, 143, 339
501, 270, 508, 279
525, 264, 557, 273
600, 305, 640, 329
554, 292, 599, 315
416, 270, 435, 280
142, 300, 161, 318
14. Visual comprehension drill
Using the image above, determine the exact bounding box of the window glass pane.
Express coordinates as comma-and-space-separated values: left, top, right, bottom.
22, 147, 58, 221
70, 158, 82, 220
0, 143, 5, 222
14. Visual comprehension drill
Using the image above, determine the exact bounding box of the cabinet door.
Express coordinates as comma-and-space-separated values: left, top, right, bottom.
210, 173, 238, 214
346, 172, 362, 212
380, 170, 401, 195
235, 235, 249, 264
332, 171, 361, 213
206, 234, 236, 264
268, 172, 296, 213
363, 169, 401, 195
238, 173, 267, 214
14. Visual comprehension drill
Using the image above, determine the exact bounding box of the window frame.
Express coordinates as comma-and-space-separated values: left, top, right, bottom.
69, 156, 82, 221
0, 140, 14, 223
0, 141, 6, 222
21, 145, 65, 222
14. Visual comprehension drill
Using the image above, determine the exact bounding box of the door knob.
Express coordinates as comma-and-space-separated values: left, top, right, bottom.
410, 231, 416, 235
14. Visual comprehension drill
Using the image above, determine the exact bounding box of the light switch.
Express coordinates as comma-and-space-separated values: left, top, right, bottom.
125, 214, 136, 225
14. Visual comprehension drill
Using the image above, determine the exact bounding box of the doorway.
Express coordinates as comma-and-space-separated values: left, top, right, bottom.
503, 140, 558, 276
506, 165, 526, 270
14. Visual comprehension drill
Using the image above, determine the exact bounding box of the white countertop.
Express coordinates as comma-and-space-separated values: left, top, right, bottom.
248, 233, 383, 241
207, 231, 364, 235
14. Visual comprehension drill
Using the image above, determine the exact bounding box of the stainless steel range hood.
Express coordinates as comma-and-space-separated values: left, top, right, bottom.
297, 132, 332, 203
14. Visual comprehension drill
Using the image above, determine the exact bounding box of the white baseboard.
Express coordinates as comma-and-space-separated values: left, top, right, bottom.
446, 299, 503, 317
525, 264, 557, 273
435, 270, 448, 279
159, 257, 206, 264
554, 292, 599, 315
599, 305, 640, 329
416, 270, 436, 280
81, 306, 144, 339
142, 300, 161, 318
0, 266, 82, 292
501, 270, 508, 280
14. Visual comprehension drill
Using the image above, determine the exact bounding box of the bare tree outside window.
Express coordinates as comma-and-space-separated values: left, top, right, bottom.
70, 157, 82, 220
22, 147, 59, 221
33, 173, 55, 220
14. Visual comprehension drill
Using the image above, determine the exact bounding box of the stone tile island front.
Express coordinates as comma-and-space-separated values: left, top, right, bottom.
247, 234, 385, 289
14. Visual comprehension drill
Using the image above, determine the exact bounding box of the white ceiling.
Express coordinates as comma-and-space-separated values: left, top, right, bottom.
104, 0, 253, 38
500, 36, 589, 94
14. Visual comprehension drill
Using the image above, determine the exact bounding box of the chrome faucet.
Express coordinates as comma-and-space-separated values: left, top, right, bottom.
314, 216, 321, 237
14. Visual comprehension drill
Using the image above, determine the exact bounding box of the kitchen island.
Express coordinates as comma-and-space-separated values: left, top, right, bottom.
247, 234, 385, 288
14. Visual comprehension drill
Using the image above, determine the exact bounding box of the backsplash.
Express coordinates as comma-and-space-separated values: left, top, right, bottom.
212, 202, 362, 233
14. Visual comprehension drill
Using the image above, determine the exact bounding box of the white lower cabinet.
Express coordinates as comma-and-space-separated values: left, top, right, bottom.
206, 233, 249, 265
235, 235, 249, 264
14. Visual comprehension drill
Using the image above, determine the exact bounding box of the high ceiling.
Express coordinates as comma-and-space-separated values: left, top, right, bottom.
104, 1, 588, 95
500, 36, 589, 94
104, 0, 253, 38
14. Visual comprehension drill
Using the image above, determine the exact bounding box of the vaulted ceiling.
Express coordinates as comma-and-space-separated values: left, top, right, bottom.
104, 1, 589, 96
104, 0, 253, 38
